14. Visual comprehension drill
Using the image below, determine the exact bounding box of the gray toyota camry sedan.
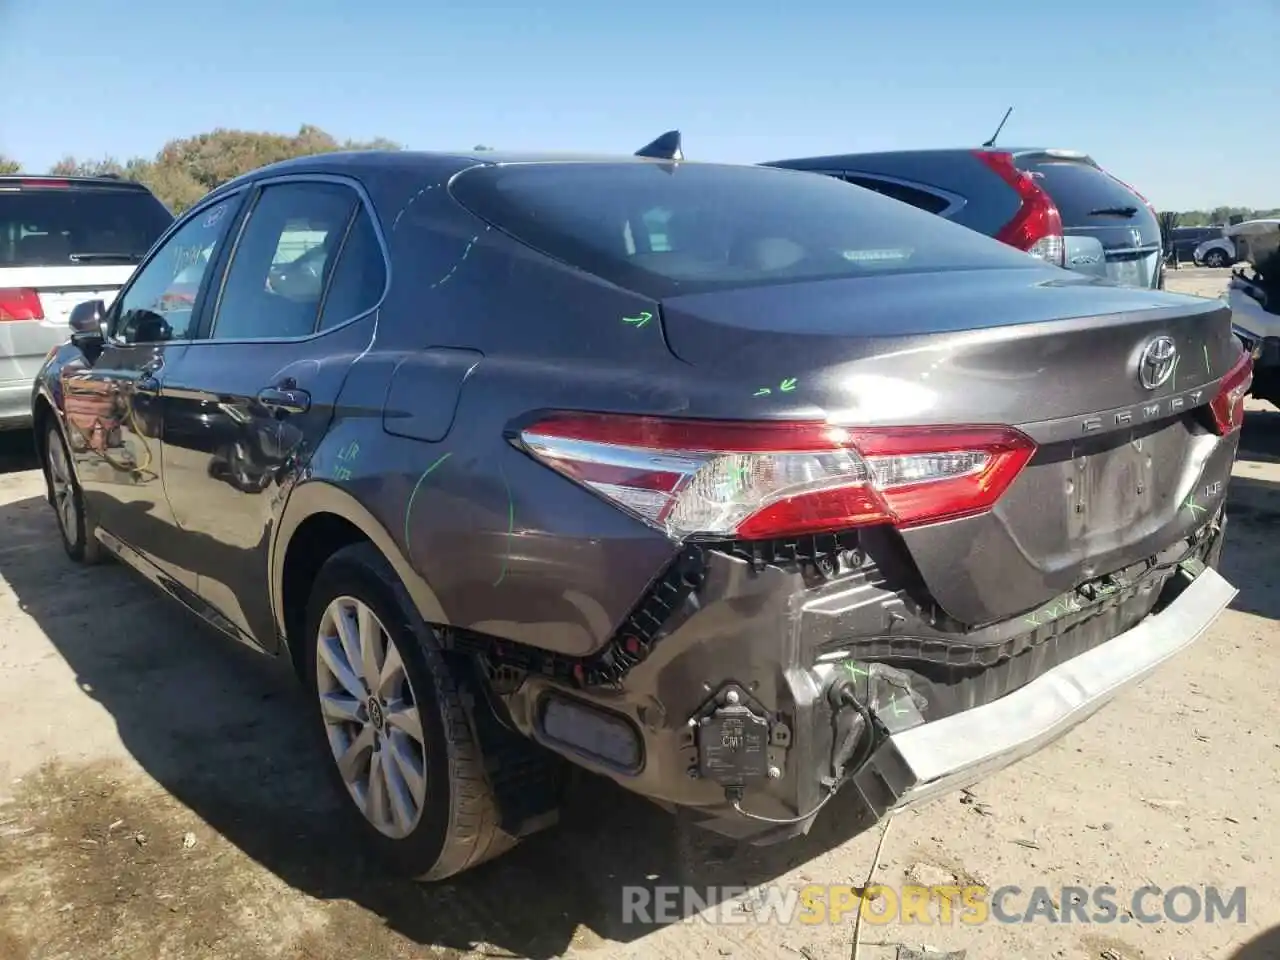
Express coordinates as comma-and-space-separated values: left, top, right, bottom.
31, 147, 1248, 881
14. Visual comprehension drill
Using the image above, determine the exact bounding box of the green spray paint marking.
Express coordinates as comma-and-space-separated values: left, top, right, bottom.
622, 311, 653, 328
842, 661, 869, 681
1183, 494, 1207, 519
755, 378, 799, 397
1204, 345, 1212, 375
889, 695, 907, 717
404, 452, 453, 559
493, 464, 515, 587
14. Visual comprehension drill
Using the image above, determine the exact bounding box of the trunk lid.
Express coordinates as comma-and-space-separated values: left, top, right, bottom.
659, 269, 1239, 625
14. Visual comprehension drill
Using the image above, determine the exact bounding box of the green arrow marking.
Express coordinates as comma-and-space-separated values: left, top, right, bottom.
779, 378, 797, 392
622, 311, 653, 328
889, 696, 907, 717
754, 387, 772, 397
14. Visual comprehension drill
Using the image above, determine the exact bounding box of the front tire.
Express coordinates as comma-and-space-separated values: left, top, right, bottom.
1204, 249, 1229, 268
303, 542, 517, 881
43, 422, 102, 565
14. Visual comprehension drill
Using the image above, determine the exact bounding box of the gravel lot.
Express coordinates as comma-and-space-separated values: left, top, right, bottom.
1, 267, 1277, 960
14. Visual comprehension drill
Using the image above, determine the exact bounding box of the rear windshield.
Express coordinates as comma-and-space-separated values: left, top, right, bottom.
1015, 158, 1154, 227
449, 161, 1042, 298
0, 186, 174, 267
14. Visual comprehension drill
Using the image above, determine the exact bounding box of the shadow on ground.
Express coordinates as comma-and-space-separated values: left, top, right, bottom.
0, 429, 38, 474
1228, 925, 1280, 960
0, 493, 876, 959
1222, 411, 1280, 620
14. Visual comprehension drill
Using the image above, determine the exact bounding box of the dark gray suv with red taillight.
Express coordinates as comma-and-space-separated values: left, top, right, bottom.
31, 149, 1246, 881
764, 147, 1165, 289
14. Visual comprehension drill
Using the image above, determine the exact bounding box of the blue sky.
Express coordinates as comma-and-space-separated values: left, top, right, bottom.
1, 0, 1274, 211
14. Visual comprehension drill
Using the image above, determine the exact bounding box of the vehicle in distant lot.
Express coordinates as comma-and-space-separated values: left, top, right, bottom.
1169, 225, 1227, 264
1194, 234, 1236, 268
1225, 222, 1280, 404
0, 175, 173, 430
32, 149, 1247, 882
763, 148, 1165, 289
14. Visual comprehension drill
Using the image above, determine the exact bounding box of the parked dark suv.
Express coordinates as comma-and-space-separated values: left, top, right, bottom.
764, 148, 1165, 289
1168, 225, 1226, 264
32, 150, 1244, 882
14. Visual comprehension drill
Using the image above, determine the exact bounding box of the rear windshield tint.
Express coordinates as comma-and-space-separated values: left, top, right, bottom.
1015, 159, 1153, 227
449, 162, 1042, 298
0, 186, 174, 267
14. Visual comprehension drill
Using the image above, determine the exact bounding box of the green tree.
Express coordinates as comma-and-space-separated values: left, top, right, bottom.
46, 125, 403, 213
0, 154, 20, 175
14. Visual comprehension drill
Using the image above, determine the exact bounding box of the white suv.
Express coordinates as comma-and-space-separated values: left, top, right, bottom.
0, 175, 173, 430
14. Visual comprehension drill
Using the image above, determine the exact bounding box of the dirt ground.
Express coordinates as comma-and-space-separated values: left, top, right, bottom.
2, 267, 1278, 960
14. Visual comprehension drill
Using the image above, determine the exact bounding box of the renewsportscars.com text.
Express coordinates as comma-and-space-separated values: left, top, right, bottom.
622, 884, 1248, 926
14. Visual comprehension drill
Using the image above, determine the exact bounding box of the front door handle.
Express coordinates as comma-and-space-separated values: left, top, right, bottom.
257, 386, 311, 415
136, 355, 163, 394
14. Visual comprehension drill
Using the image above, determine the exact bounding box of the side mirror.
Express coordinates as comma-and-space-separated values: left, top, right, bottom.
69, 299, 107, 346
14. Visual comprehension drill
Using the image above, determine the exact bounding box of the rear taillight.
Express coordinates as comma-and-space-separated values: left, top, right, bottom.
1209, 350, 1253, 435
0, 288, 43, 322
518, 413, 1037, 540
974, 151, 1065, 267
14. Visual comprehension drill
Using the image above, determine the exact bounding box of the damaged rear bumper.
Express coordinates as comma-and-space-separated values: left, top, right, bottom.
850, 563, 1236, 816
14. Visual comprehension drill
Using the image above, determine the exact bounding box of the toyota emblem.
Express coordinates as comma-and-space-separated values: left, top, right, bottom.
1138, 336, 1177, 390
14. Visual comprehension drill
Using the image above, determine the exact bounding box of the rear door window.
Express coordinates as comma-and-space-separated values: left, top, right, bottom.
450, 162, 1039, 299
208, 181, 358, 341
841, 175, 952, 216
0, 185, 173, 266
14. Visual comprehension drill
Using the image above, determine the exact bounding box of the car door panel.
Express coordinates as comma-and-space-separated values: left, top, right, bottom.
161, 318, 375, 648
157, 177, 386, 650
64, 189, 246, 590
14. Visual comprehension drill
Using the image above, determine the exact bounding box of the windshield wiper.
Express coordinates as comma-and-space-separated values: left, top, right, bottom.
1087, 206, 1138, 217
68, 252, 142, 263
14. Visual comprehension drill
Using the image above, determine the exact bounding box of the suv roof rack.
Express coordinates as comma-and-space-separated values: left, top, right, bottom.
635, 130, 682, 161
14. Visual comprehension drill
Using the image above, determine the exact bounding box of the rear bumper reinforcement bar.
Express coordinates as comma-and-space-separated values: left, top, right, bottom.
851, 565, 1237, 815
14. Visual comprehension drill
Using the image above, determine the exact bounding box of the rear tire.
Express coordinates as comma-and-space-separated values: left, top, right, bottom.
302, 542, 518, 881
42, 422, 103, 565
1204, 249, 1229, 268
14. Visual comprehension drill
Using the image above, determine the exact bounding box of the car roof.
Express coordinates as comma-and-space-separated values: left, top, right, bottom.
232, 149, 696, 179
765, 146, 1095, 167
0, 174, 155, 191
208, 150, 780, 202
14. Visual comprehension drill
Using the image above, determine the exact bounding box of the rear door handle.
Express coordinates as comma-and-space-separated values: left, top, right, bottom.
257, 386, 311, 415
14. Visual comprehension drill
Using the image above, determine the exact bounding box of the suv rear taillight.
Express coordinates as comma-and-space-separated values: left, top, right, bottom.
0, 288, 43, 322
1209, 350, 1253, 435
518, 413, 1037, 539
973, 151, 1065, 267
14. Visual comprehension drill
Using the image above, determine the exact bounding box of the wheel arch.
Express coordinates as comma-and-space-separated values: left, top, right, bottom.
272, 479, 448, 677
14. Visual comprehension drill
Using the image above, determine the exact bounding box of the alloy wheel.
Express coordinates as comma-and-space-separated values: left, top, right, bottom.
315, 595, 429, 839
46, 428, 79, 548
